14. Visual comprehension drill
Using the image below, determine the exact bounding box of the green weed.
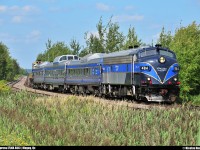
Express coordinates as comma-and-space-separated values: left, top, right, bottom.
0, 91, 199, 146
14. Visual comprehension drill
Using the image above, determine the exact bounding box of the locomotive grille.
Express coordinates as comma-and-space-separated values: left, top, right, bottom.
103, 56, 132, 64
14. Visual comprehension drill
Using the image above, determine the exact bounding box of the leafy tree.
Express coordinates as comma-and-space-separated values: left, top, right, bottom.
36, 53, 44, 61
36, 40, 72, 62
0, 42, 21, 81
70, 39, 81, 56
12, 59, 20, 75
157, 27, 173, 48
0, 43, 8, 80
170, 22, 200, 100
85, 33, 105, 54
46, 39, 52, 50
105, 21, 124, 53
123, 26, 142, 49
6, 58, 14, 81
78, 46, 91, 57
85, 17, 106, 54
84, 17, 142, 55
85, 17, 125, 54
96, 17, 106, 53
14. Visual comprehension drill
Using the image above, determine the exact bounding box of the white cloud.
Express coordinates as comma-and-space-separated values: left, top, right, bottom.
0, 5, 39, 24
113, 15, 144, 22
0, 19, 3, 25
28, 30, 41, 38
49, 7, 61, 12
0, 5, 7, 12
49, 6, 68, 13
96, 3, 111, 11
124, 6, 134, 11
0, 5, 38, 14
12, 16, 23, 23
0, 33, 19, 43
0, 30, 41, 43
43, 0, 57, 3
22, 5, 37, 12
26, 30, 41, 42
9, 5, 20, 11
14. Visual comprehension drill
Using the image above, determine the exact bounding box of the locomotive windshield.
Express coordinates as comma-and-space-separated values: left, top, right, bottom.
159, 50, 175, 58
140, 49, 157, 57
140, 49, 175, 58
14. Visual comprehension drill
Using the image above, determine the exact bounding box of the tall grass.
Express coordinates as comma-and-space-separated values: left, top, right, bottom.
198, 121, 200, 146
0, 91, 199, 146
190, 95, 200, 106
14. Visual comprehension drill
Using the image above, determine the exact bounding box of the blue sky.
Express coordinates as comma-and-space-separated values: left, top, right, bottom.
0, 0, 200, 69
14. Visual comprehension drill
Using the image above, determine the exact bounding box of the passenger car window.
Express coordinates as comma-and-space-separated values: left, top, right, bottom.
60, 56, 67, 61
68, 56, 73, 60
74, 56, 78, 60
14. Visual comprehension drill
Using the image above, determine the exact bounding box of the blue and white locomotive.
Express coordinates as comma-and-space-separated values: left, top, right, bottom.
32, 45, 180, 102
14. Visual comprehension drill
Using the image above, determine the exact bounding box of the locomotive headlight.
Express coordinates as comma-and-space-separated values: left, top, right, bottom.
159, 56, 166, 63
147, 77, 151, 81
174, 78, 177, 81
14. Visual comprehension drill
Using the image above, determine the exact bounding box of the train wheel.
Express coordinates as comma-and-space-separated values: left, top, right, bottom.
94, 89, 99, 97
169, 94, 177, 103
82, 92, 87, 97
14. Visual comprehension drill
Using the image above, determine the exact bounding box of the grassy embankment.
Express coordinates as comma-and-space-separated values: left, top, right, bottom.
0, 91, 199, 146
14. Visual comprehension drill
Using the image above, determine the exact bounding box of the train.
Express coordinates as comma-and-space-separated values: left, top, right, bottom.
30, 45, 180, 103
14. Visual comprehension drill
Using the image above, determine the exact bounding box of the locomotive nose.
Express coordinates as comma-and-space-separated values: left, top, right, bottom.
145, 56, 178, 84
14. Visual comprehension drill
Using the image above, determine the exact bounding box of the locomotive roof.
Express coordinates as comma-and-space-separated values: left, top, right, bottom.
103, 46, 149, 58
80, 53, 105, 62
32, 46, 175, 69
79, 46, 150, 61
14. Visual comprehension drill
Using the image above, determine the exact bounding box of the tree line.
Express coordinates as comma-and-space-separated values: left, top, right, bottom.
37, 17, 143, 62
37, 19, 200, 102
0, 42, 23, 81
163, 22, 200, 101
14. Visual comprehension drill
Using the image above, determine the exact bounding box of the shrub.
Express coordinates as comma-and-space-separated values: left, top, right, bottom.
0, 80, 11, 93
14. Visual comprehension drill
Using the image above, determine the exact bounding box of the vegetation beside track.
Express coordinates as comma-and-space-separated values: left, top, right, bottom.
0, 91, 199, 146
0, 80, 11, 93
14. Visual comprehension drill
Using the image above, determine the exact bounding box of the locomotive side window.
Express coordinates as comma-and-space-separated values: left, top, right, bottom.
140, 49, 157, 58
159, 50, 175, 58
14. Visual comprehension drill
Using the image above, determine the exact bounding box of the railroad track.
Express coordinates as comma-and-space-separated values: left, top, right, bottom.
10, 76, 200, 111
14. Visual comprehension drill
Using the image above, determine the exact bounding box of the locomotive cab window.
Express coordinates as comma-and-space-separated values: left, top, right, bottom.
140, 49, 157, 58
159, 50, 175, 58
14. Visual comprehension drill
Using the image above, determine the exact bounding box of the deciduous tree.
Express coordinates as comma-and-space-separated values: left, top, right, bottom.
170, 22, 200, 100
123, 26, 142, 49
